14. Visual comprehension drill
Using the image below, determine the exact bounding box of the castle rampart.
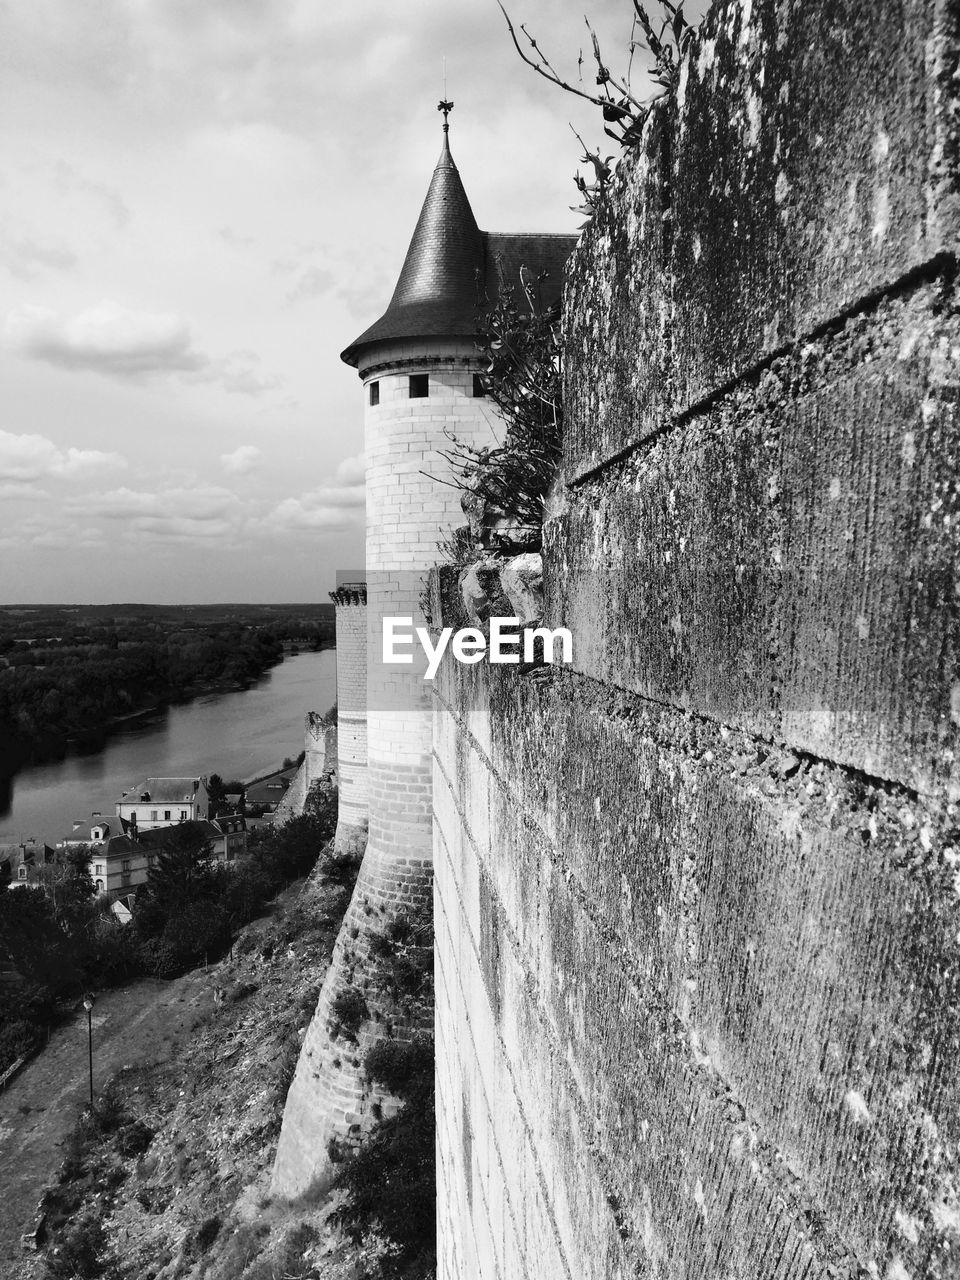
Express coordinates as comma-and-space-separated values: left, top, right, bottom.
330, 584, 368, 858
434, 0, 960, 1275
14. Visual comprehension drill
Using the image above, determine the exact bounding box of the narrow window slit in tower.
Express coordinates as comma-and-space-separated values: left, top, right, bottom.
369, 380, 380, 406
409, 373, 429, 399
472, 373, 486, 398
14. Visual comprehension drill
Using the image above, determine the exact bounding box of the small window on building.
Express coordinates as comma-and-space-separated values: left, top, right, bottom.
18, 866, 26, 880
179, 809, 187, 820
409, 373, 429, 399
150, 810, 158, 821
473, 373, 486, 398
164, 810, 171, 821
122, 859, 130, 872
95, 879, 103, 891
369, 380, 380, 406
130, 811, 137, 822
95, 864, 103, 876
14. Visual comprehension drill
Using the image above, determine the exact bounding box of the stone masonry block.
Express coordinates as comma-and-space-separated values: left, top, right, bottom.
672, 0, 960, 411
436, 657, 960, 1276
551, 284, 960, 796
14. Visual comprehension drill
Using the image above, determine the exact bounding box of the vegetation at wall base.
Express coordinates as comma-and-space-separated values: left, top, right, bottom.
333, 1037, 436, 1280
330, 899, 437, 1280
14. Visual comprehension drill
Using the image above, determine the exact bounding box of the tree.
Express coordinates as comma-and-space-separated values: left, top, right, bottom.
135, 823, 219, 928
40, 848, 95, 933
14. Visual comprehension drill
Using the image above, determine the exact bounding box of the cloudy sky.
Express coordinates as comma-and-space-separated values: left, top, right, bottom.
0, 0, 673, 604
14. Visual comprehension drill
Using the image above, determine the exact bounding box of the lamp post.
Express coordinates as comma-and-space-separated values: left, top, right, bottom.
82, 995, 94, 1108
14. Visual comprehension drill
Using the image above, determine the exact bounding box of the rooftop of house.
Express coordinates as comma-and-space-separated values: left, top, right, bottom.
0, 841, 53, 864
96, 817, 244, 859
117, 777, 202, 805
341, 112, 577, 368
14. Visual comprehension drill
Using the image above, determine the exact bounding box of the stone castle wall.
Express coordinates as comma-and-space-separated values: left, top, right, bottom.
434, 0, 960, 1276
329, 588, 369, 858
270, 712, 336, 827
304, 710, 337, 791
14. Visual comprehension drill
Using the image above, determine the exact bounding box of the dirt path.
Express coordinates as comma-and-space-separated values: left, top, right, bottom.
0, 969, 217, 1275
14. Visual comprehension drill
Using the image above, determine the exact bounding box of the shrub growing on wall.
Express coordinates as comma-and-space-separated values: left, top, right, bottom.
437, 276, 563, 557
334, 1035, 436, 1279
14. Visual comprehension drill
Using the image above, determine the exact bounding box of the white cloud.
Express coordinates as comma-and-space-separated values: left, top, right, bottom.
261, 454, 365, 534
335, 452, 366, 486
5, 301, 203, 377
262, 497, 359, 533
1, 234, 78, 281
4, 301, 282, 396
52, 160, 130, 229
76, 484, 240, 520
0, 429, 126, 484
221, 444, 262, 475
287, 266, 335, 303
65, 483, 249, 544
0, 481, 45, 501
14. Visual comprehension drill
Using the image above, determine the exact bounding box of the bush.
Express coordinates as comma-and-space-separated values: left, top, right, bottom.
364, 1038, 434, 1099
116, 1119, 153, 1157
91, 1079, 130, 1135
193, 1215, 222, 1254
156, 899, 230, 975
329, 987, 368, 1039
334, 1036, 436, 1278
44, 1209, 108, 1278
0, 1016, 42, 1071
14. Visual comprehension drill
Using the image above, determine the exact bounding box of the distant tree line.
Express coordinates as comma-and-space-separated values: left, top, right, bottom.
0, 613, 332, 772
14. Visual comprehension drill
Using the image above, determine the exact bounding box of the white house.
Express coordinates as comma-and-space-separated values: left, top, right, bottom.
115, 777, 211, 831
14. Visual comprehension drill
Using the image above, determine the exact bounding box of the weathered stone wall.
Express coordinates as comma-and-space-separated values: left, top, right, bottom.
304, 710, 337, 792
330, 588, 369, 858
435, 1, 960, 1276
271, 713, 336, 827
269, 756, 310, 827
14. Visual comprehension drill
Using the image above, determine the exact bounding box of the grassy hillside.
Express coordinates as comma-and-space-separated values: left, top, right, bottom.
16, 869, 368, 1280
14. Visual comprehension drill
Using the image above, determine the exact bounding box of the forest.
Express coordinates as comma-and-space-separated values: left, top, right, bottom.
0, 603, 335, 772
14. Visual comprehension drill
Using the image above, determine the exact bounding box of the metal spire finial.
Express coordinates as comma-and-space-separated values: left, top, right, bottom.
439, 60, 453, 134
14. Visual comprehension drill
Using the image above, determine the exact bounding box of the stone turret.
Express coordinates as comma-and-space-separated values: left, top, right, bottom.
271, 108, 575, 1198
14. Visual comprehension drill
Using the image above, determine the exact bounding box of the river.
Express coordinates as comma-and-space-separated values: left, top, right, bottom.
0, 649, 337, 847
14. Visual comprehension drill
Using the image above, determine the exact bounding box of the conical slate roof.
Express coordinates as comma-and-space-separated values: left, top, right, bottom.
341, 127, 486, 367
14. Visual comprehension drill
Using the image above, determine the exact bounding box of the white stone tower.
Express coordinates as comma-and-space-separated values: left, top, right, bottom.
271, 106, 574, 1198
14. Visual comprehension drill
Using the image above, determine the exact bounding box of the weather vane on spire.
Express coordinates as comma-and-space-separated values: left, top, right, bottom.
438, 56, 453, 131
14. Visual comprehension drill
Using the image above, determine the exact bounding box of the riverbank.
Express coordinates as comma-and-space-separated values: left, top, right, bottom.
0, 650, 338, 847
10, 646, 334, 776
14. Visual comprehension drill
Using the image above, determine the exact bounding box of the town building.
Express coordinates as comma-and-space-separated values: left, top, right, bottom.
115, 776, 211, 830
89, 816, 247, 895
0, 840, 55, 888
